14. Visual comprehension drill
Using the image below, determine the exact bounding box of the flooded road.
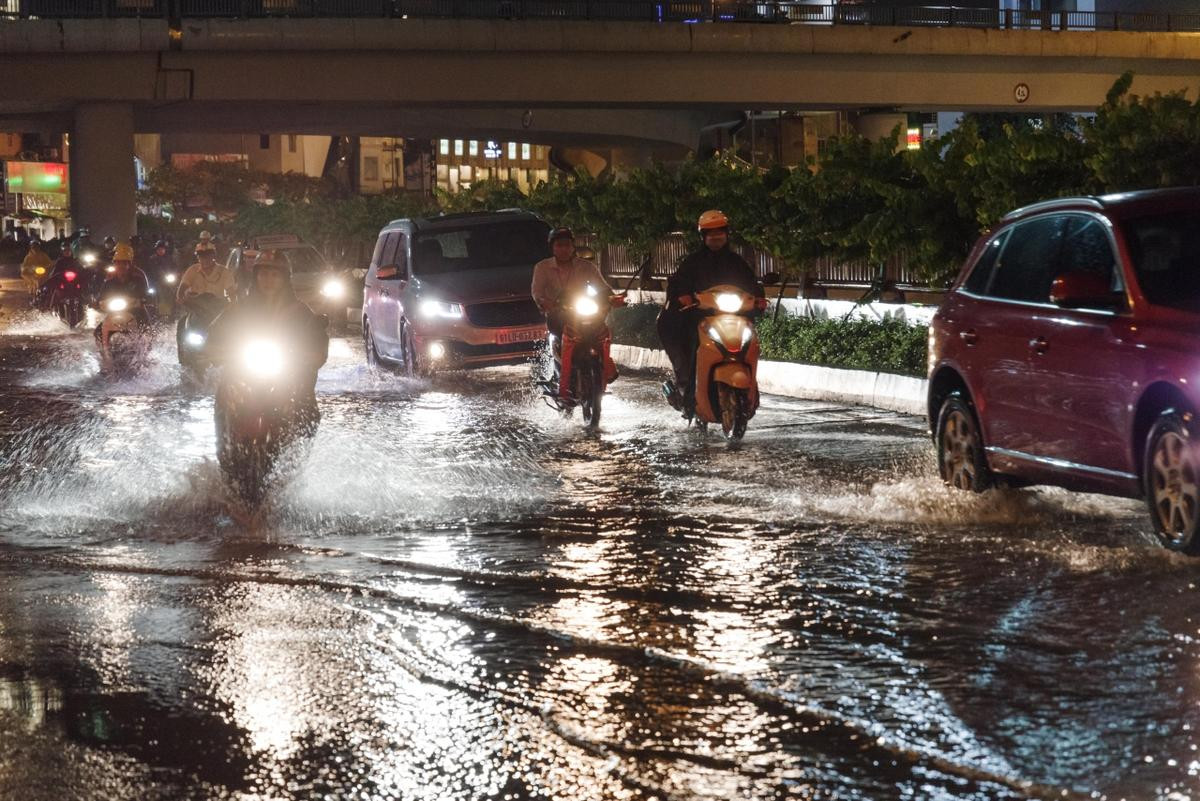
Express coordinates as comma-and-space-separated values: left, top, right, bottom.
0, 303, 1196, 801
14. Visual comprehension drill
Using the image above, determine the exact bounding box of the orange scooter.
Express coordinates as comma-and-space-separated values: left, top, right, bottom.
687, 285, 766, 442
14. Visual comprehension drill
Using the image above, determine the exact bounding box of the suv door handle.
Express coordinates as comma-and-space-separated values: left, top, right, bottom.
1029, 337, 1048, 355
960, 330, 978, 345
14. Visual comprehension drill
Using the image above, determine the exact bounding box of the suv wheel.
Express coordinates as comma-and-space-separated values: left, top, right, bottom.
364, 321, 383, 369
401, 323, 420, 379
936, 393, 993, 492
1145, 411, 1200, 553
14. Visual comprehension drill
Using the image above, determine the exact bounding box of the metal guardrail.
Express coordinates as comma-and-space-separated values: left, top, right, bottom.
590, 232, 928, 292
4, 0, 1200, 31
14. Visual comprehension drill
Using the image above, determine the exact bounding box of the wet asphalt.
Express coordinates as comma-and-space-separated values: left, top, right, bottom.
0, 290, 1196, 801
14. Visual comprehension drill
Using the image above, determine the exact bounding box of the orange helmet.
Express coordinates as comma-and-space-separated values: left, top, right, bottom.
112, 242, 135, 262
697, 209, 729, 232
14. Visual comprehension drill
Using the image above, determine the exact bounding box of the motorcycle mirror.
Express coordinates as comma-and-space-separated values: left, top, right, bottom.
761, 271, 782, 286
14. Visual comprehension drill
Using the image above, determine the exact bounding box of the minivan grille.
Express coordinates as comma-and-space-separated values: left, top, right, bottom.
465, 299, 543, 328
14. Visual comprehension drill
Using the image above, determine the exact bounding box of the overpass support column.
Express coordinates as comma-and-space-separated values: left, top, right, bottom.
70, 103, 136, 239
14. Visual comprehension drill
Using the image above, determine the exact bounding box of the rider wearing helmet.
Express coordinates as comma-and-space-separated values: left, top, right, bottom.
532, 227, 611, 336
658, 210, 765, 411
531, 227, 618, 385
94, 241, 154, 337
177, 240, 233, 306
145, 239, 176, 288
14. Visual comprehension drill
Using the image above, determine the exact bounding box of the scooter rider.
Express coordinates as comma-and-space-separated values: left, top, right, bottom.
177, 240, 234, 307
531, 227, 618, 387
20, 240, 52, 298
207, 254, 329, 411
94, 242, 154, 339
532, 228, 611, 333
658, 210, 766, 411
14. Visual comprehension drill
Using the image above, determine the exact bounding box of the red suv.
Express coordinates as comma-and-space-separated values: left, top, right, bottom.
929, 188, 1200, 553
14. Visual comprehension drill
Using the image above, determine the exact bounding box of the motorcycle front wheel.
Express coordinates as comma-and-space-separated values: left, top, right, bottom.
576, 360, 602, 430
717, 383, 748, 442
56, 298, 83, 329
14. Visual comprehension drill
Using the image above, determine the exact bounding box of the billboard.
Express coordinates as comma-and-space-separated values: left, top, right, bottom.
5, 161, 69, 195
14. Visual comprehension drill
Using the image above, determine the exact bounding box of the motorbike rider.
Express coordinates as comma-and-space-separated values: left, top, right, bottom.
207, 254, 329, 423
93, 242, 154, 338
71, 227, 101, 267
531, 227, 618, 386
176, 240, 235, 348
144, 237, 173, 274
101, 236, 117, 263
658, 210, 766, 411
177, 240, 234, 306
20, 240, 52, 298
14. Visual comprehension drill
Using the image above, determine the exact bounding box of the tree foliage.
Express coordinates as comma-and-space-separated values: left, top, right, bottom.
140, 73, 1200, 287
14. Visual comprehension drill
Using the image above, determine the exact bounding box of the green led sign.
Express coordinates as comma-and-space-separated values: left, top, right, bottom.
5, 161, 69, 195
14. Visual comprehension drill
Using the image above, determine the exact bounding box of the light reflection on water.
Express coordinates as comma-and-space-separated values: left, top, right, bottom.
0, 320, 1198, 799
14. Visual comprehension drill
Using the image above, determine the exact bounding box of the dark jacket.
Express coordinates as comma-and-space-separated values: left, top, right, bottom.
666, 245, 765, 309
208, 290, 329, 392
97, 268, 153, 305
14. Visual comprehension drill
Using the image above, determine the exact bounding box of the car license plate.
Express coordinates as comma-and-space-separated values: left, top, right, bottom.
496, 326, 543, 345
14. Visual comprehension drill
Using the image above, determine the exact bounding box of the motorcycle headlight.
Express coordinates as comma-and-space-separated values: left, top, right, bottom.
164, 273, 178, 285
82, 253, 97, 266
574, 296, 600, 317
34, 266, 45, 276
707, 325, 722, 343
741, 326, 753, 346
105, 265, 116, 274
321, 279, 345, 299
420, 299, 464, 319
715, 292, 743, 313
105, 297, 128, 312
186, 331, 205, 348
241, 339, 285, 378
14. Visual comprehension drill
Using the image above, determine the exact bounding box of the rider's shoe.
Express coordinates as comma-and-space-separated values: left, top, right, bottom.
662, 380, 682, 410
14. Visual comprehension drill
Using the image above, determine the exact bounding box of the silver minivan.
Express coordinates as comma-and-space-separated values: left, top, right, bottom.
361, 211, 551, 375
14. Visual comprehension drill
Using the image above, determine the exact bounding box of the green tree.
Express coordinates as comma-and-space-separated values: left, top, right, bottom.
1084, 71, 1200, 191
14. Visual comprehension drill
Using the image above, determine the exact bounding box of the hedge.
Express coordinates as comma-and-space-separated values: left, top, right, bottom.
609, 303, 928, 377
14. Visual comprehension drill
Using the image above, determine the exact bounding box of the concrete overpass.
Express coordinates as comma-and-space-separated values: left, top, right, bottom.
4, 16, 1200, 235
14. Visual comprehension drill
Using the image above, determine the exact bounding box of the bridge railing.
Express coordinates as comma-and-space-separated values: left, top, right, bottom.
7, 0, 1200, 32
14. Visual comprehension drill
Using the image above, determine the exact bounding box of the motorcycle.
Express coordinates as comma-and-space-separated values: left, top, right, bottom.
215, 333, 320, 508
97, 295, 151, 374
39, 266, 87, 328
677, 285, 765, 442
177, 293, 228, 381
539, 284, 624, 430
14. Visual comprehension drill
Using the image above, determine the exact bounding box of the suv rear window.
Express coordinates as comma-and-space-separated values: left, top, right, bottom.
412, 220, 550, 276
1124, 212, 1200, 310
963, 231, 1008, 294
987, 215, 1067, 303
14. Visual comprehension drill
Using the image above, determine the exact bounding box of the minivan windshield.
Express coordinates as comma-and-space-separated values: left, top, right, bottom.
1125, 212, 1200, 310
279, 246, 326, 274
413, 220, 550, 276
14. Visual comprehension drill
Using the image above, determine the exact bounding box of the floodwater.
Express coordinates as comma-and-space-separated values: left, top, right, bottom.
0, 305, 1195, 801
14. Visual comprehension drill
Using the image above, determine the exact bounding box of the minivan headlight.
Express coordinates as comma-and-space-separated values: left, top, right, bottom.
420, 299, 464, 319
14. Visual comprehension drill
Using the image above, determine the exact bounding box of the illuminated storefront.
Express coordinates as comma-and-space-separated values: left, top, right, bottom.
435, 139, 551, 193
